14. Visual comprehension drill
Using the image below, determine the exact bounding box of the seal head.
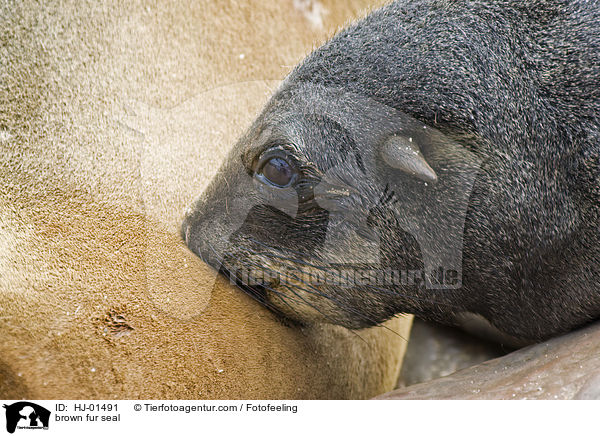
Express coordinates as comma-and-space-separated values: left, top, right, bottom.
183, 0, 600, 342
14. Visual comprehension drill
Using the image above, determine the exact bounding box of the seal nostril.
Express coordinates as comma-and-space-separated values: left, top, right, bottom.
180, 219, 191, 245
182, 225, 189, 244
185, 225, 192, 246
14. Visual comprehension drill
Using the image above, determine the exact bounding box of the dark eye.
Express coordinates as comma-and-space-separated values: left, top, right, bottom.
258, 156, 296, 188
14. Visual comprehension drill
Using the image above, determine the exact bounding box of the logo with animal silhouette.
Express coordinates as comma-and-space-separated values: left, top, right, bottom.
3, 402, 50, 434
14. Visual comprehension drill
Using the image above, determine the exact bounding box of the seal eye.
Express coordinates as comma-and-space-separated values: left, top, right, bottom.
258, 156, 296, 188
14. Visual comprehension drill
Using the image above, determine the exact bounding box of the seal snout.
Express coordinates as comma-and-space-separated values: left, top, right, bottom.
181, 212, 220, 271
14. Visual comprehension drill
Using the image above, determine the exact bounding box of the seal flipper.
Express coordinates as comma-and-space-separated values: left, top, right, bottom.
380, 135, 438, 183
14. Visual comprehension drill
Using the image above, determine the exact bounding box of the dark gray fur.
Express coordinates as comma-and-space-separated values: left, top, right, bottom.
184, 0, 600, 342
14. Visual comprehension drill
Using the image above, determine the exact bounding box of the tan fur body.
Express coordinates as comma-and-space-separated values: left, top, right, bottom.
0, 0, 411, 399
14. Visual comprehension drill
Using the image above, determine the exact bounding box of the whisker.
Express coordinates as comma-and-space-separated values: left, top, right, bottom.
242, 236, 331, 270
240, 235, 325, 265
211, 231, 457, 339
258, 283, 305, 319
240, 254, 407, 342
201, 241, 300, 316
238, 240, 462, 310
238, 255, 369, 343
275, 280, 369, 344
276, 268, 408, 342
199, 237, 405, 341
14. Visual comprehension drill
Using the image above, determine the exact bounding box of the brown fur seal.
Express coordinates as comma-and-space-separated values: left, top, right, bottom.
183, 0, 600, 344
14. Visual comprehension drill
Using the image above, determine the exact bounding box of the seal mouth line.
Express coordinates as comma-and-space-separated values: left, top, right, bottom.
237, 235, 464, 311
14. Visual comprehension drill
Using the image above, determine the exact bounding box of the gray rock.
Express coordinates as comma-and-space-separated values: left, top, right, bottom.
381, 321, 600, 399
398, 319, 506, 387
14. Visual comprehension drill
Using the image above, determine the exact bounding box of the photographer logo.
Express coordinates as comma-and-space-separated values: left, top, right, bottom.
3, 402, 50, 433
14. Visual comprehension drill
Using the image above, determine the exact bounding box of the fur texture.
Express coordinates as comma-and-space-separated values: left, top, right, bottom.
0, 0, 410, 399
185, 0, 600, 342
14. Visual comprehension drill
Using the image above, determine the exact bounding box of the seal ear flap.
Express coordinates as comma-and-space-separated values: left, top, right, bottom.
380, 135, 438, 183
